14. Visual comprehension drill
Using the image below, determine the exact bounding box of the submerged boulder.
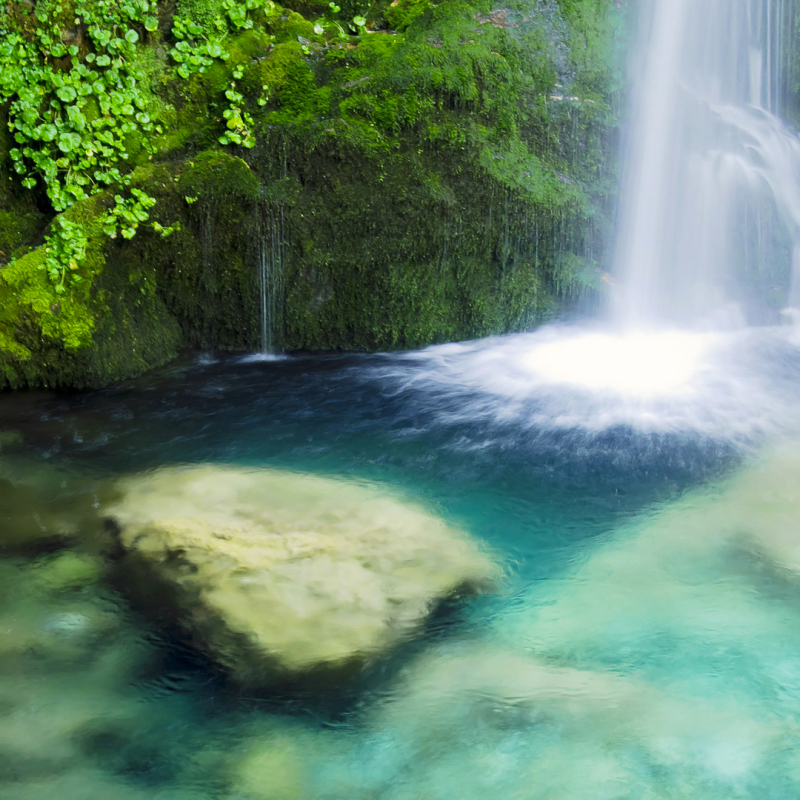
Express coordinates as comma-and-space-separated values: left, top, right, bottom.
0, 456, 108, 554
343, 643, 792, 800
106, 465, 499, 685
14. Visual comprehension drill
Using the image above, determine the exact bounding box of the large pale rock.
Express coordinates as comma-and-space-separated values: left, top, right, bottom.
106, 465, 499, 684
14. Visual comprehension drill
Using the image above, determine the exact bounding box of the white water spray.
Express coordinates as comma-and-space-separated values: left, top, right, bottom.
378, 0, 800, 438
614, 0, 800, 327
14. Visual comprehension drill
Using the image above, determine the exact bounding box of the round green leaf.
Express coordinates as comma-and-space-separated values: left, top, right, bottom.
58, 131, 81, 152
56, 85, 77, 102
125, 29, 140, 44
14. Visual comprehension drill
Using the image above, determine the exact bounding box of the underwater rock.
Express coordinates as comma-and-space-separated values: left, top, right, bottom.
228, 728, 317, 800
0, 664, 147, 789
221, 715, 352, 799
490, 444, 800, 672
0, 431, 23, 451
32, 551, 105, 593
0, 767, 162, 800
352, 642, 794, 800
0, 596, 118, 667
333, 449, 800, 800
0, 456, 107, 554
723, 447, 800, 574
106, 465, 499, 685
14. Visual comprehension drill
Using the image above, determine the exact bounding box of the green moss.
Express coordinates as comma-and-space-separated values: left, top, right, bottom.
384, 0, 432, 31
229, 0, 616, 350
162, 75, 222, 153
0, 110, 48, 262
0, 0, 621, 387
273, 9, 319, 41
0, 210, 43, 262
174, 0, 231, 28
265, 134, 569, 350
0, 190, 181, 389
179, 150, 261, 198
116, 152, 266, 351
256, 41, 327, 122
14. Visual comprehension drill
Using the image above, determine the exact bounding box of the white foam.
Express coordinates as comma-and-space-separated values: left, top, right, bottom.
382, 323, 800, 440
519, 329, 716, 396
237, 352, 290, 364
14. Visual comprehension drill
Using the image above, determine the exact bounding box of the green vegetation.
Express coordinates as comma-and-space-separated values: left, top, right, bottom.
0, 0, 163, 212
0, 0, 622, 389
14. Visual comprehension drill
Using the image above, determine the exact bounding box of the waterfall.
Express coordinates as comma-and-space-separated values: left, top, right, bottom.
257, 207, 285, 354
613, 0, 800, 328
378, 1, 800, 435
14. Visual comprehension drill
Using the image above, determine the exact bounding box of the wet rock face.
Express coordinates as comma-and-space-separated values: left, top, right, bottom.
106, 465, 499, 686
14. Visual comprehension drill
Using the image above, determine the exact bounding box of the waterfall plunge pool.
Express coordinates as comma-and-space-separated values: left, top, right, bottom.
2, 323, 800, 799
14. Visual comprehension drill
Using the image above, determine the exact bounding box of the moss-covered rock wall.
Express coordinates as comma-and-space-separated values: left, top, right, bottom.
0, 0, 622, 389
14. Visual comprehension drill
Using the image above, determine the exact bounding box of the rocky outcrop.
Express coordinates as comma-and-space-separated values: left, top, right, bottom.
0, 0, 620, 389
106, 465, 499, 685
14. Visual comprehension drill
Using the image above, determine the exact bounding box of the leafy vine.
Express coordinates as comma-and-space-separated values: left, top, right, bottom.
0, 0, 374, 294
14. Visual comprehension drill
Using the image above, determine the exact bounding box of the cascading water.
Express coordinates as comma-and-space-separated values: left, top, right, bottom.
613, 0, 800, 327
257, 207, 285, 355
383, 0, 800, 441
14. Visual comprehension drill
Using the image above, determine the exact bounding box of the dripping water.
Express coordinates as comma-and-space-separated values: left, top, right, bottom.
257, 206, 285, 354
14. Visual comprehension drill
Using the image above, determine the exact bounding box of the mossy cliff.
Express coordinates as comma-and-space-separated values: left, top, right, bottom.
0, 0, 622, 388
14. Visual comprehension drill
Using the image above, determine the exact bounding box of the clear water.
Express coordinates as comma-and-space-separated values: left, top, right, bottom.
3, 334, 800, 799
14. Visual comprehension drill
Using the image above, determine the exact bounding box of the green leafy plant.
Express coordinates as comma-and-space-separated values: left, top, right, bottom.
220, 68, 256, 148
0, 0, 163, 213
350, 14, 367, 32
171, 15, 229, 79
169, 0, 278, 80
103, 189, 179, 240
42, 216, 88, 294
0, 0, 175, 301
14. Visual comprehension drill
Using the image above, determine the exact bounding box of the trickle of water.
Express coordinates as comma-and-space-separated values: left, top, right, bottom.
613, 0, 800, 327
258, 207, 285, 354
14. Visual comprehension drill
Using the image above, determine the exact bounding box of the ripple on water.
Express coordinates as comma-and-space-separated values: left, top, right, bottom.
2, 330, 800, 798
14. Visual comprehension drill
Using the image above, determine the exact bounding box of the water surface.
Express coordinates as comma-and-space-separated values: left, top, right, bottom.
2, 327, 800, 798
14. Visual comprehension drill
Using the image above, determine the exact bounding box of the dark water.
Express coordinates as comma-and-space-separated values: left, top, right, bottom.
3, 329, 800, 799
